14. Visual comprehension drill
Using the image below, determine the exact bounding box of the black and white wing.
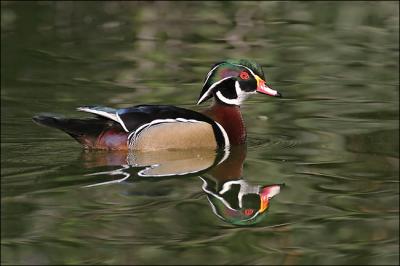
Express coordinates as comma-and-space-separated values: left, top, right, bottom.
77, 104, 229, 148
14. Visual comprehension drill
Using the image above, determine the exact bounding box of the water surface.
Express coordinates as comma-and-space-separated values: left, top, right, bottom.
1, 2, 399, 265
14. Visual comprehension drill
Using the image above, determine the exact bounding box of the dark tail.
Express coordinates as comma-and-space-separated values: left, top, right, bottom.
32, 115, 113, 148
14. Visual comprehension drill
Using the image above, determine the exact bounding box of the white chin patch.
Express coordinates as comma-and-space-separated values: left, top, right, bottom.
216, 81, 251, 105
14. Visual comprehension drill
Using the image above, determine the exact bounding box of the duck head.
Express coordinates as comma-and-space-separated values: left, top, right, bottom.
200, 177, 282, 226
197, 59, 281, 105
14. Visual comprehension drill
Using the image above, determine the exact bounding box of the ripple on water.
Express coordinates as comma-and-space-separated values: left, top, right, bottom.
247, 133, 300, 151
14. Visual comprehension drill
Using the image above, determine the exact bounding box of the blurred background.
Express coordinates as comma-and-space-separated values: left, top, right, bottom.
1, 1, 399, 265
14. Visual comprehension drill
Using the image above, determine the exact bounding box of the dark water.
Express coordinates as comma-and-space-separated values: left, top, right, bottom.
1, 2, 399, 265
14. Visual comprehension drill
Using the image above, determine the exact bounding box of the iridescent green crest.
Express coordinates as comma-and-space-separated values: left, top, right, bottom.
197, 59, 265, 104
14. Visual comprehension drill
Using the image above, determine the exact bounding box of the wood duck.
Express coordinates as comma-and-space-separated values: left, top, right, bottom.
33, 59, 281, 151
200, 177, 281, 226
80, 145, 282, 225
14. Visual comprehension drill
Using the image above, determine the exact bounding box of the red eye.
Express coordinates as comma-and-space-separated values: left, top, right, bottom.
244, 209, 254, 216
240, 71, 250, 80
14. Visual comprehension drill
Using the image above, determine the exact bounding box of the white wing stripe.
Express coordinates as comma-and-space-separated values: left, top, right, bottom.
77, 107, 119, 122
77, 107, 129, 133
116, 113, 129, 132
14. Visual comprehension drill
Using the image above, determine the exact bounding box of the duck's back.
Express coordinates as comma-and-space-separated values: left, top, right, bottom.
33, 104, 229, 151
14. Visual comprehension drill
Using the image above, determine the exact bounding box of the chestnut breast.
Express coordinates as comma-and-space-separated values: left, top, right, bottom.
203, 104, 246, 145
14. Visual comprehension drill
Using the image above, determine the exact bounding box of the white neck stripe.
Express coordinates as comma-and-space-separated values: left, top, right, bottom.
216, 91, 241, 105
200, 177, 237, 211
215, 81, 251, 106
198, 62, 263, 105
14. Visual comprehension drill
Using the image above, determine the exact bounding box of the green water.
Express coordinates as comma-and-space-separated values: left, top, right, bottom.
1, 1, 399, 265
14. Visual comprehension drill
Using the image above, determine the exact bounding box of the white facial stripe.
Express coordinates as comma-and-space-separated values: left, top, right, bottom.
235, 81, 252, 104
202, 63, 223, 88
198, 63, 224, 105
220, 179, 261, 210
235, 80, 242, 95
215, 81, 251, 105
220, 180, 245, 194
205, 196, 226, 221
232, 63, 263, 81
216, 91, 240, 105
197, 76, 232, 105
200, 177, 237, 211
198, 62, 264, 105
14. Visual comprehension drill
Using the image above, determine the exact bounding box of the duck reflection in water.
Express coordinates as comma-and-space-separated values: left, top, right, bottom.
81, 145, 282, 226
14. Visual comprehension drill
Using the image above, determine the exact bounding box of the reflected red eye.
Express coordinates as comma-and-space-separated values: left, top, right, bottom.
240, 71, 250, 80
244, 209, 254, 216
